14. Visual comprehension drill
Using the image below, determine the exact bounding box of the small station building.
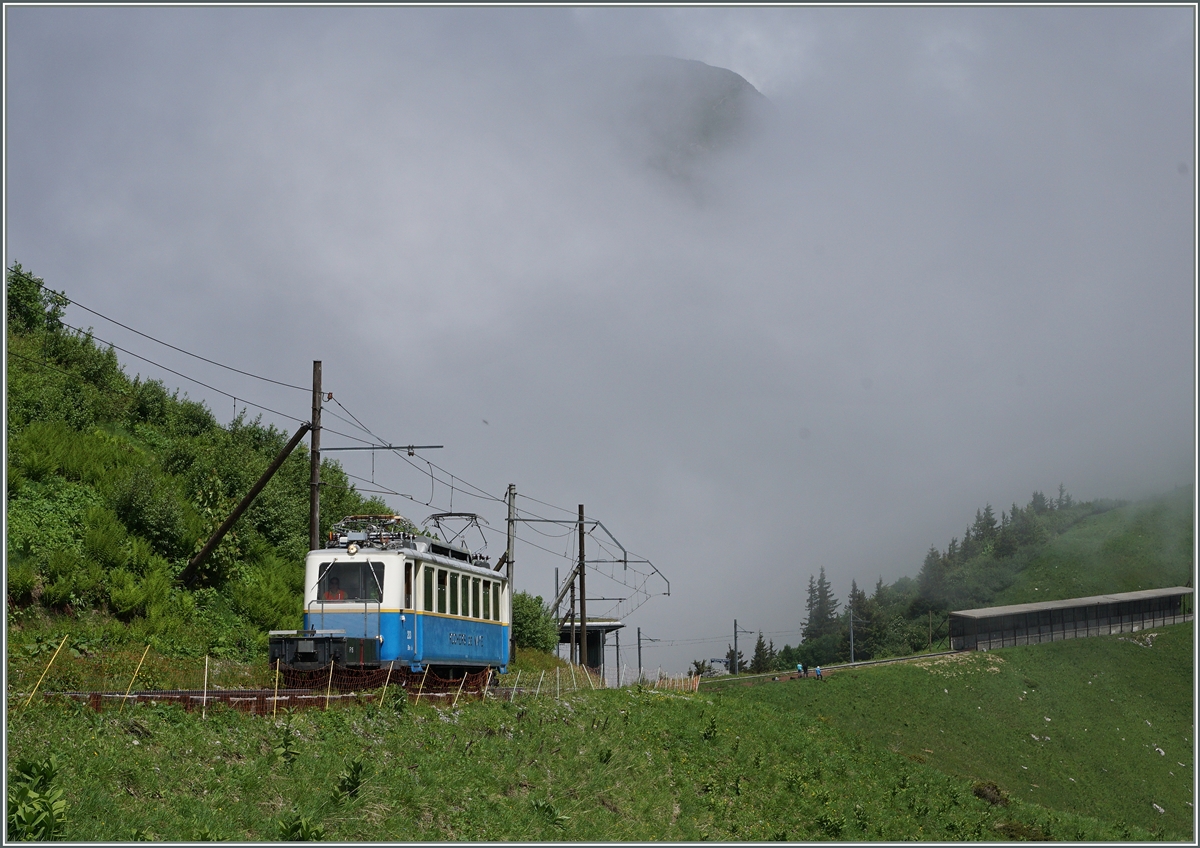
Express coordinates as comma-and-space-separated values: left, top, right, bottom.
558, 618, 625, 672
950, 586, 1193, 651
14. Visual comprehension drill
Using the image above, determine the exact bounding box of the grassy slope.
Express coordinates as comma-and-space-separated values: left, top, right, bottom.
734, 621, 1194, 840
8, 623, 1189, 841
995, 486, 1194, 604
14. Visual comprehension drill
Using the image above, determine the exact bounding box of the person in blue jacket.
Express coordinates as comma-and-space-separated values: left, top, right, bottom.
815, 665, 823, 680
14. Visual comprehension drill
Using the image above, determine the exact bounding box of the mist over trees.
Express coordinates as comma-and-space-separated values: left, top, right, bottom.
698, 486, 1133, 674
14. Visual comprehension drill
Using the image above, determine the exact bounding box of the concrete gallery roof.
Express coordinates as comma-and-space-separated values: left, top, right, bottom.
951, 587, 1194, 620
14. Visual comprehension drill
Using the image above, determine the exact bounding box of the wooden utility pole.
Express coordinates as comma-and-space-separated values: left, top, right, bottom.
183, 423, 311, 587
506, 483, 515, 663
309, 361, 322, 552
849, 599, 854, 663
637, 626, 642, 683
579, 504, 587, 670
569, 581, 577, 665
733, 618, 739, 675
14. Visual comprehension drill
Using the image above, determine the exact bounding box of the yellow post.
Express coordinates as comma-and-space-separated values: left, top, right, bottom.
121, 645, 152, 714
23, 634, 69, 709
586, 666, 596, 691
325, 659, 335, 710
481, 667, 491, 700
415, 665, 430, 705
509, 670, 521, 703
378, 664, 394, 708
272, 659, 281, 719
534, 670, 544, 698
201, 654, 209, 719
452, 671, 467, 709
569, 664, 577, 691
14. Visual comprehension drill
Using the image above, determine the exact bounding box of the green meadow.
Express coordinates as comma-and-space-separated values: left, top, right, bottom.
993, 486, 1193, 603
7, 621, 1192, 841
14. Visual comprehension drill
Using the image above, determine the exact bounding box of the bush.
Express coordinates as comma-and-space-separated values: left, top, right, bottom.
111, 467, 195, 560
511, 592, 558, 653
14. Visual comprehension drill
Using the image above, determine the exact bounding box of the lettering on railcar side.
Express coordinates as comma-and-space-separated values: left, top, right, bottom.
448, 633, 484, 647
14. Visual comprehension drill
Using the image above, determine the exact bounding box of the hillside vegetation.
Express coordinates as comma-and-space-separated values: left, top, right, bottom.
5, 263, 392, 660
737, 484, 1192, 673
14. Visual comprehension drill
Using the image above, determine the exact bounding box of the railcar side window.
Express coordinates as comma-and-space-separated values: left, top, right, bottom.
482, 581, 490, 620
317, 562, 384, 602
424, 566, 434, 611
493, 583, 501, 621
472, 578, 481, 619
437, 569, 447, 614
405, 562, 413, 609
449, 573, 459, 616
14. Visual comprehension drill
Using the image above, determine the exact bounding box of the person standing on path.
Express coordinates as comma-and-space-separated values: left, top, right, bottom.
815, 665, 822, 680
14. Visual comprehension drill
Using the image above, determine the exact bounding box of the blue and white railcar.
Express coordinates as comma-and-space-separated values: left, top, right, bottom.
272, 516, 509, 674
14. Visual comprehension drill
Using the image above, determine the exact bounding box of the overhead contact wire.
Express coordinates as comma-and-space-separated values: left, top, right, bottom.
23, 275, 311, 391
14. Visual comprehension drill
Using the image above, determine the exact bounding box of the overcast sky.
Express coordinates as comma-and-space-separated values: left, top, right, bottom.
5, 6, 1195, 674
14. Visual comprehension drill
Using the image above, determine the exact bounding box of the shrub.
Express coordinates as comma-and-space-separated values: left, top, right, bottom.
511, 592, 558, 653
111, 467, 194, 560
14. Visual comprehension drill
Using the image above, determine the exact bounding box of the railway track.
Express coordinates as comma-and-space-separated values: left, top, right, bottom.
698, 649, 962, 688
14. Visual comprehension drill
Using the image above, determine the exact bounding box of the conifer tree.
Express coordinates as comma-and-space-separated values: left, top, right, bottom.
802, 574, 819, 641
750, 632, 770, 673
918, 545, 944, 599
814, 567, 840, 637
724, 643, 745, 674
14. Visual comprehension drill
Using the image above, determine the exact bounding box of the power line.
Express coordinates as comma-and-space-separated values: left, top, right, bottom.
56, 320, 308, 425
17, 268, 310, 392
7, 348, 131, 391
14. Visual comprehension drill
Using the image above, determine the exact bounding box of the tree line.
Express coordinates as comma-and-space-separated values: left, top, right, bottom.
693, 486, 1124, 673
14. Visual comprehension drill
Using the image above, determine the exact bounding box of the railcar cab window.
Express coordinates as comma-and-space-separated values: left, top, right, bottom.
437, 569, 448, 613
423, 566, 434, 611
318, 562, 383, 602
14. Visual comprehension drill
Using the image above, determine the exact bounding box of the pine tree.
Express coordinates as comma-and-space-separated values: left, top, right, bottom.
918, 545, 945, 599
802, 574, 819, 642
814, 567, 840, 637
750, 632, 770, 673
959, 525, 977, 561
973, 504, 997, 543
725, 643, 745, 674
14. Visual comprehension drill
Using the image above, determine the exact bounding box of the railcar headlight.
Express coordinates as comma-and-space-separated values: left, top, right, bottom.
347, 543, 359, 556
